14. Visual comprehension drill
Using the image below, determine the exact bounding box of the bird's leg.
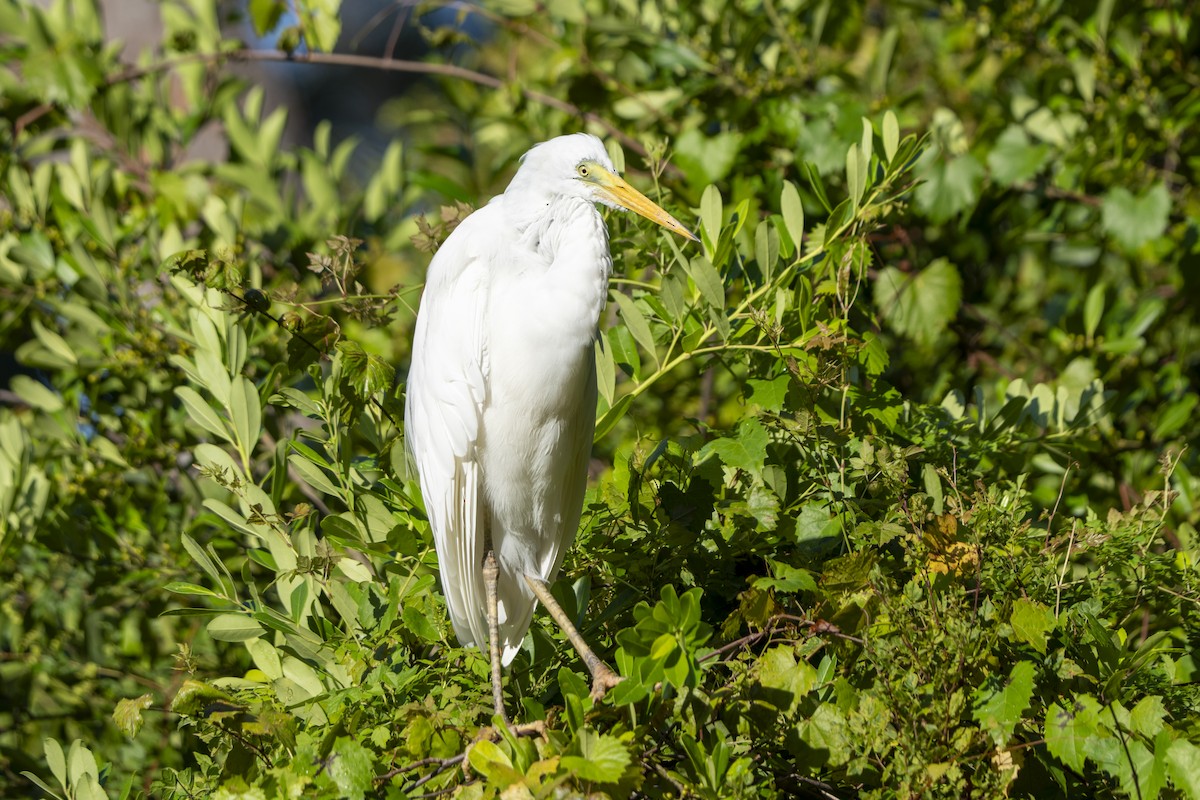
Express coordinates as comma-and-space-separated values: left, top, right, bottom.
483, 550, 509, 725
523, 575, 623, 701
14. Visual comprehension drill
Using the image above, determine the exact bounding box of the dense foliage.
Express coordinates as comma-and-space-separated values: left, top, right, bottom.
2, 0, 1199, 797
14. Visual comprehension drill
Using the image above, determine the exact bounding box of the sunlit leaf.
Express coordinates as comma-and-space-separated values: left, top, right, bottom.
561, 730, 631, 783
972, 661, 1035, 744
1102, 183, 1170, 251
874, 258, 962, 348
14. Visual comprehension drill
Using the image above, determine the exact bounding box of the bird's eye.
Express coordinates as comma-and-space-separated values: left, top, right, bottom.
576, 164, 589, 178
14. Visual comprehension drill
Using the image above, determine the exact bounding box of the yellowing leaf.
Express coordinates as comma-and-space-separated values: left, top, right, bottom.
922, 514, 976, 575
113, 694, 154, 738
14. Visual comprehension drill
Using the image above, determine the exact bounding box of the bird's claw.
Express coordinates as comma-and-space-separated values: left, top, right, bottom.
475, 719, 547, 742
589, 664, 624, 702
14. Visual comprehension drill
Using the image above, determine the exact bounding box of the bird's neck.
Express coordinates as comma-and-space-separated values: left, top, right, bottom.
506, 194, 612, 328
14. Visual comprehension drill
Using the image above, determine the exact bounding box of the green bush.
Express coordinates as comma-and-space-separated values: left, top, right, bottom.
2, 0, 1198, 797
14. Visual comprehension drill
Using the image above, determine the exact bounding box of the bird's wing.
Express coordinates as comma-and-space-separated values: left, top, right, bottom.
491, 360, 597, 667
544, 361, 597, 581
404, 210, 494, 651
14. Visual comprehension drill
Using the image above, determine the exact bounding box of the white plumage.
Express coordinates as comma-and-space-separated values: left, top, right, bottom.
405, 134, 695, 672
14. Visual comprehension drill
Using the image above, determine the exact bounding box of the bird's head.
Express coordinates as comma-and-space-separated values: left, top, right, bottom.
510, 133, 698, 241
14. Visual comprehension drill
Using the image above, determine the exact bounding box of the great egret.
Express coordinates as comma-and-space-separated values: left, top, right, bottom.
405, 133, 696, 721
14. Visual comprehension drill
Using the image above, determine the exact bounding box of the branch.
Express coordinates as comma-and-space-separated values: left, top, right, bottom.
700, 614, 865, 664
100, 48, 652, 162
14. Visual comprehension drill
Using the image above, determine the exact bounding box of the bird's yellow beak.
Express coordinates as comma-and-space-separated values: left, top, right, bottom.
588, 165, 699, 242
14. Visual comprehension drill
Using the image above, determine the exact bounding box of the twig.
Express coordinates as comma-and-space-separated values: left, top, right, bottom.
1055, 519, 1077, 617
1010, 181, 1103, 208
1044, 460, 1075, 544
375, 755, 444, 782
700, 614, 864, 664
1105, 702, 1144, 800
403, 754, 464, 793
649, 760, 689, 795
380, 722, 545, 792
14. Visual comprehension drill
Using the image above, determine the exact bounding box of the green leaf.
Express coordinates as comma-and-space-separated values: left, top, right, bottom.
972, 661, 1036, 745
18, 772, 60, 799
9, 375, 64, 413
1083, 282, 1105, 341
31, 319, 77, 366
337, 340, 395, 399
873, 259, 962, 348
1010, 598, 1055, 654
248, 0, 287, 35
1167, 738, 1200, 797
182, 534, 224, 587
229, 376, 261, 464
1156, 392, 1199, 440
207, 613, 264, 642
66, 739, 98, 786
288, 453, 341, 497
1086, 735, 1160, 799
594, 336, 615, 406
1102, 183, 1171, 251
687, 255, 725, 309
915, 152, 984, 223
793, 503, 840, 545
561, 730, 631, 783
823, 199, 853, 247
1128, 695, 1166, 738
747, 374, 790, 412
780, 180, 804, 251
468, 739, 523, 786
986, 125, 1051, 186
328, 737, 374, 800
659, 268, 687, 324
1044, 694, 1104, 772
755, 559, 816, 593
754, 219, 780, 283
819, 550, 876, 592
699, 183, 723, 252
174, 386, 229, 440
113, 694, 154, 738
795, 703, 851, 767
402, 605, 440, 643
245, 638, 283, 680
650, 633, 677, 660
860, 117, 874, 167
755, 646, 817, 712
699, 417, 768, 478
673, 128, 743, 185
296, 0, 341, 52
922, 463, 944, 516
608, 324, 641, 380
882, 110, 900, 162
612, 292, 659, 368
163, 581, 223, 599
44, 737, 67, 787
594, 394, 633, 441
802, 161, 832, 213
845, 144, 861, 214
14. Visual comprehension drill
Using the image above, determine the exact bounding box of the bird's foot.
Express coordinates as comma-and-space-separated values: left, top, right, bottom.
589, 662, 624, 702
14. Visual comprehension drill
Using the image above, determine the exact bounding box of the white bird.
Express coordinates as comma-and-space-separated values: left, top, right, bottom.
405, 133, 696, 720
